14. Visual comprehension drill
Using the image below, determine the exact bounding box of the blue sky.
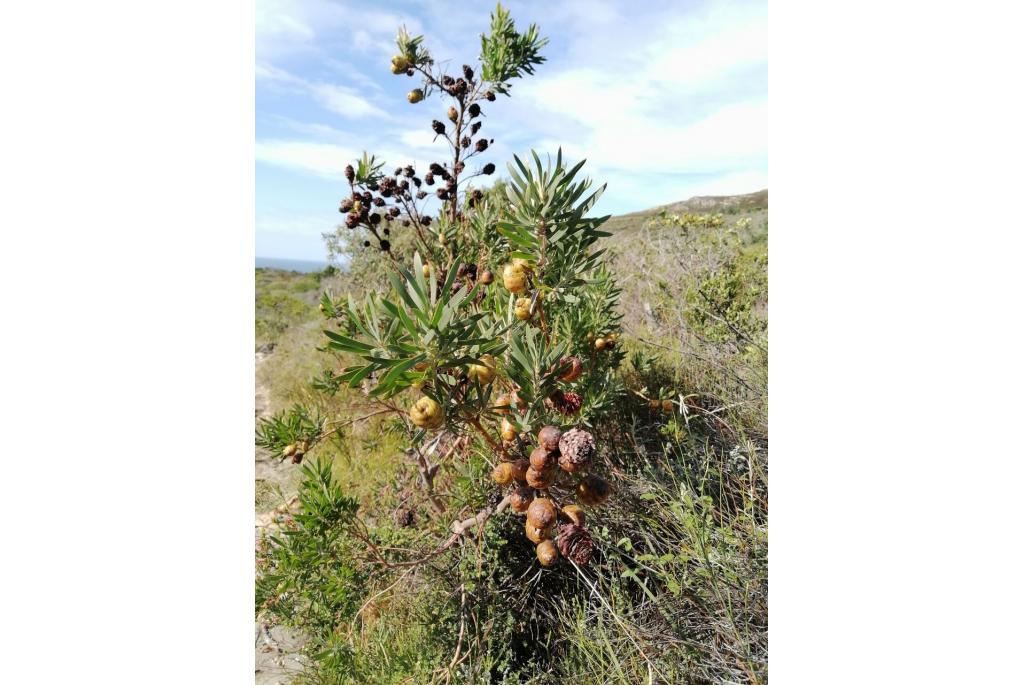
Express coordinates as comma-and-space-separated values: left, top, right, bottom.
256, 0, 768, 261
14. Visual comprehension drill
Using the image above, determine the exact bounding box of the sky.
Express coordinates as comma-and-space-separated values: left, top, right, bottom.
256, 0, 768, 261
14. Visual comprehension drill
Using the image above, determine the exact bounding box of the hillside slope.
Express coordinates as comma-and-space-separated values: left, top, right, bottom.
601, 188, 767, 233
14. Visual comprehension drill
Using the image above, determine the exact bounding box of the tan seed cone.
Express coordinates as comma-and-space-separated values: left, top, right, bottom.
529, 446, 557, 471
525, 466, 554, 489
510, 486, 534, 513
492, 462, 514, 486
509, 459, 530, 483
526, 497, 557, 528
537, 425, 562, 452
525, 521, 550, 544
536, 539, 559, 567
561, 504, 586, 526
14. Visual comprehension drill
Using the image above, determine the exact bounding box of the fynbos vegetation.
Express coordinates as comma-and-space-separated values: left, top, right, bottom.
256, 5, 767, 683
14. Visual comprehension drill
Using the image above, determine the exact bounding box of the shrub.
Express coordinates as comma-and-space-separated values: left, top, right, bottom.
256, 5, 767, 682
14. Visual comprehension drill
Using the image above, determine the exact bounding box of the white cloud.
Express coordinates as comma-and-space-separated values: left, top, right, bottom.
507, 0, 768, 206
309, 83, 388, 119
255, 138, 442, 182
255, 139, 359, 179
255, 0, 769, 249
257, 62, 388, 120
256, 0, 420, 60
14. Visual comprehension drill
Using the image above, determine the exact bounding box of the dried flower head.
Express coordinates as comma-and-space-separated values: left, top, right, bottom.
556, 523, 594, 565
557, 427, 595, 473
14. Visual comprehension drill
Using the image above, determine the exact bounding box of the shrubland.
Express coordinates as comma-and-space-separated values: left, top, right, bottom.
255, 5, 767, 683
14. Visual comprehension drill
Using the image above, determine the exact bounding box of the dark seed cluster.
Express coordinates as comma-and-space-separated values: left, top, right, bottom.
337, 53, 503, 250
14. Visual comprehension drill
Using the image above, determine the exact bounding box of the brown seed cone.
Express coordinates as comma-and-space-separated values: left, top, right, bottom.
502, 263, 527, 293
661, 399, 674, 413
536, 539, 559, 567
509, 486, 534, 513
557, 356, 583, 382
410, 396, 444, 429
480, 270, 494, 285
537, 425, 562, 452
547, 390, 582, 416
525, 466, 555, 489
511, 391, 527, 410
493, 395, 512, 414
529, 445, 557, 471
594, 338, 607, 351
509, 459, 530, 483
557, 427, 596, 473
492, 462, 514, 486
526, 497, 557, 528
500, 417, 516, 442
556, 523, 594, 566
514, 297, 532, 321
577, 474, 611, 506
560, 504, 586, 526
525, 522, 550, 544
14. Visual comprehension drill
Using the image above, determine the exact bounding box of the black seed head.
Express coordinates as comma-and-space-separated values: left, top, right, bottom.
482, 163, 495, 175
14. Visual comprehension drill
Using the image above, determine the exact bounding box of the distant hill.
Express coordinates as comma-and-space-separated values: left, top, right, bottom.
602, 189, 768, 233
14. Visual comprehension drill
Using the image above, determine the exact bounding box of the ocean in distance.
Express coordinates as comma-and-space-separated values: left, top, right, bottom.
256, 256, 331, 273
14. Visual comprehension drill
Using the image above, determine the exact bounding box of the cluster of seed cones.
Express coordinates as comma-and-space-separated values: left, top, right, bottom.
492, 424, 611, 567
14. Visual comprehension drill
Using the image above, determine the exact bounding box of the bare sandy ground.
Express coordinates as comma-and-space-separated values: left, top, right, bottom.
254, 351, 306, 684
